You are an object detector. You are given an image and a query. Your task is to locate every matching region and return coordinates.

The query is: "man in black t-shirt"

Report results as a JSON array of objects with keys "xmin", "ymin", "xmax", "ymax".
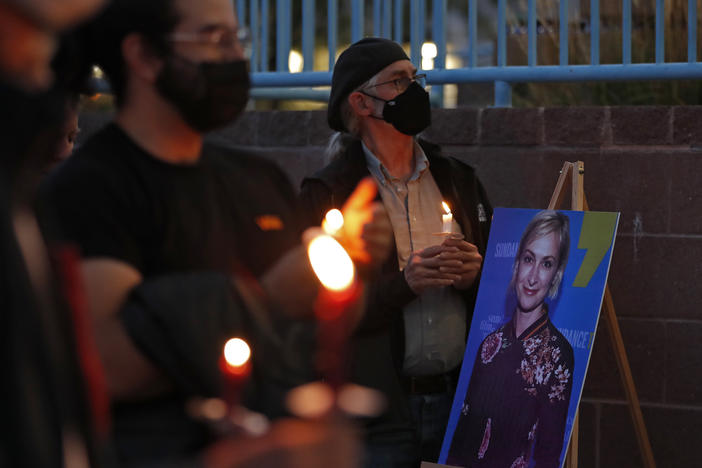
[{"xmin": 40, "ymin": 0, "xmax": 391, "ymax": 466}]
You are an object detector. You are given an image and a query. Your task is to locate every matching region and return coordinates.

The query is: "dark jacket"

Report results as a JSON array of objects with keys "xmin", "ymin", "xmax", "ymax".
[{"xmin": 299, "ymin": 138, "xmax": 492, "ymax": 441}]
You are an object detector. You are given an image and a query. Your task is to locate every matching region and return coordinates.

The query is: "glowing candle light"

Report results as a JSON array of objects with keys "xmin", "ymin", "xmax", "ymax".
[
  {"xmin": 307, "ymin": 234, "xmax": 355, "ymax": 292},
  {"xmin": 442, "ymin": 201, "xmax": 453, "ymax": 233},
  {"xmin": 223, "ymin": 338, "xmax": 251, "ymax": 370},
  {"xmin": 220, "ymin": 337, "xmax": 252, "ymax": 408},
  {"xmin": 322, "ymin": 208, "xmax": 344, "ymax": 236},
  {"xmin": 307, "ymin": 226, "xmax": 359, "ymax": 389}
]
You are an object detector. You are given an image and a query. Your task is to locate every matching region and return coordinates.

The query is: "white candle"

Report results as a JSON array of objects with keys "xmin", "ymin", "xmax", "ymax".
[{"xmin": 441, "ymin": 201, "xmax": 453, "ymax": 233}]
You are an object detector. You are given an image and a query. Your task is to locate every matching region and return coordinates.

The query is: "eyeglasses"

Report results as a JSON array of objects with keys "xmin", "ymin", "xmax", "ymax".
[
  {"xmin": 168, "ymin": 27, "xmax": 251, "ymax": 56},
  {"xmin": 363, "ymin": 74, "xmax": 427, "ymax": 93}
]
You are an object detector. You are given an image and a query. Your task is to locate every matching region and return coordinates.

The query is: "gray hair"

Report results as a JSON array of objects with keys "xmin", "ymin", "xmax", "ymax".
[
  {"xmin": 324, "ymin": 73, "xmax": 379, "ymax": 161},
  {"xmin": 510, "ymin": 210, "xmax": 570, "ymax": 299}
]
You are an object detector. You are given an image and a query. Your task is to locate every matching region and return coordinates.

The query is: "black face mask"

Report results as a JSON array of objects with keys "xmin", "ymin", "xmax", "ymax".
[
  {"xmin": 156, "ymin": 55, "xmax": 250, "ymax": 132},
  {"xmin": 363, "ymin": 81, "xmax": 431, "ymax": 135}
]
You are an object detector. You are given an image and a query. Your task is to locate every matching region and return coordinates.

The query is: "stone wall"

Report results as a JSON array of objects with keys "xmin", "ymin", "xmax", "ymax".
[{"xmin": 80, "ymin": 106, "xmax": 702, "ymax": 468}]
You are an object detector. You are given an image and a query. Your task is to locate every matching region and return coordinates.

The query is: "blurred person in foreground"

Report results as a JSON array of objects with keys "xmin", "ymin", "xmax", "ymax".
[
  {"xmin": 0, "ymin": 0, "xmax": 108, "ymax": 467},
  {"xmin": 300, "ymin": 38, "xmax": 492, "ymax": 467},
  {"xmin": 39, "ymin": 0, "xmax": 392, "ymax": 467}
]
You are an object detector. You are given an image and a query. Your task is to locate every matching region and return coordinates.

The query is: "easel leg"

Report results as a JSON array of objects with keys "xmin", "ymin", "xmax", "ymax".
[
  {"xmin": 565, "ymin": 411, "xmax": 579, "ymax": 468},
  {"xmin": 551, "ymin": 162, "xmax": 656, "ymax": 468},
  {"xmin": 602, "ymin": 288, "xmax": 657, "ymax": 468}
]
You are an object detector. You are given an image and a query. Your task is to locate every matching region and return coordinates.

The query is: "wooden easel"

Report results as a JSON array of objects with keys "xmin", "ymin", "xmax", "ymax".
[{"xmin": 550, "ymin": 162, "xmax": 656, "ymax": 468}]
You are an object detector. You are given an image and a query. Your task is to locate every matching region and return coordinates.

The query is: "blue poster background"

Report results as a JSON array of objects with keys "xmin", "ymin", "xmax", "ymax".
[{"xmin": 438, "ymin": 207, "xmax": 619, "ymax": 467}]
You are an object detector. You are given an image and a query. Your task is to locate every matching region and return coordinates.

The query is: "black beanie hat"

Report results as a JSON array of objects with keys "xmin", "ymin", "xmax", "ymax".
[{"xmin": 327, "ymin": 37, "xmax": 410, "ymax": 132}]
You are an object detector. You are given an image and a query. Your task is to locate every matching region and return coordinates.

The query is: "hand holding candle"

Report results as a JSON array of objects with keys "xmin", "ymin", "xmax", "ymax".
[
  {"xmin": 438, "ymin": 236, "xmax": 484, "ymax": 290},
  {"xmin": 336, "ymin": 177, "xmax": 393, "ymax": 270}
]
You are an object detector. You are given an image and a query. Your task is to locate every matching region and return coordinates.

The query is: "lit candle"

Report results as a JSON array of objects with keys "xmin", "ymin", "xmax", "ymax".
[
  {"xmin": 442, "ymin": 201, "xmax": 453, "ymax": 233},
  {"xmin": 322, "ymin": 208, "xmax": 344, "ymax": 236},
  {"xmin": 219, "ymin": 337, "xmax": 252, "ymax": 409},
  {"xmin": 308, "ymin": 234, "xmax": 355, "ymax": 292},
  {"xmin": 308, "ymin": 213, "xmax": 360, "ymax": 389}
]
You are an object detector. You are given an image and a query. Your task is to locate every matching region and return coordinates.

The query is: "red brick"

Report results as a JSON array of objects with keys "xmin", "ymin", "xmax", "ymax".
[
  {"xmin": 480, "ymin": 107, "xmax": 543, "ymax": 146},
  {"xmin": 422, "ymin": 108, "xmax": 479, "ymax": 145},
  {"xmin": 544, "ymin": 107, "xmax": 608, "ymax": 147},
  {"xmin": 610, "ymin": 107, "xmax": 671, "ymax": 145},
  {"xmin": 672, "ymin": 106, "xmax": 702, "ymax": 146}
]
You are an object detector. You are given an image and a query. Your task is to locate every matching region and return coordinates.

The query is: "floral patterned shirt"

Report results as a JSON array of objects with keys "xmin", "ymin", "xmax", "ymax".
[{"xmin": 447, "ymin": 313, "xmax": 574, "ymax": 468}]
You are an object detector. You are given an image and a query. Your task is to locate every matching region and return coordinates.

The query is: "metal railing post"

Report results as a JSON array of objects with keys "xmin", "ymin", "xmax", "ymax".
[
  {"xmin": 432, "ymin": 0, "xmax": 446, "ymax": 107},
  {"xmin": 655, "ymin": 0, "xmax": 664, "ymax": 64},
  {"xmin": 410, "ymin": 0, "xmax": 421, "ymax": 66},
  {"xmin": 382, "ymin": 0, "xmax": 392, "ymax": 38},
  {"xmin": 495, "ymin": 0, "xmax": 511, "ymax": 106},
  {"xmin": 302, "ymin": 0, "xmax": 315, "ymax": 71},
  {"xmin": 591, "ymin": 0, "xmax": 599, "ymax": 65},
  {"xmin": 275, "ymin": 0, "xmax": 291, "ymax": 71},
  {"xmin": 328, "ymin": 0, "xmax": 337, "ymax": 69},
  {"xmin": 351, "ymin": 1, "xmax": 364, "ymax": 43},
  {"xmin": 560, "ymin": 0, "xmax": 569, "ymax": 65},
  {"xmin": 468, "ymin": 0, "xmax": 477, "ymax": 67},
  {"xmin": 261, "ymin": 0, "xmax": 269, "ymax": 71},
  {"xmin": 528, "ymin": 0, "xmax": 536, "ymax": 67},
  {"xmin": 394, "ymin": 0, "xmax": 403, "ymax": 44},
  {"xmin": 373, "ymin": 0, "xmax": 382, "ymax": 37},
  {"xmin": 623, "ymin": 0, "xmax": 632, "ymax": 64},
  {"xmin": 689, "ymin": 0, "xmax": 697, "ymax": 63},
  {"xmin": 494, "ymin": 80, "xmax": 512, "ymax": 108}
]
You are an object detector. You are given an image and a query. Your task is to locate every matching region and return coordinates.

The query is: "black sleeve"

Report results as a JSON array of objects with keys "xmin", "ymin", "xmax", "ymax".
[
  {"xmin": 355, "ymin": 270, "xmax": 416, "ymax": 333},
  {"xmin": 298, "ymin": 177, "xmax": 336, "ymax": 227},
  {"xmin": 39, "ymin": 161, "xmax": 144, "ymax": 270},
  {"xmin": 121, "ymin": 272, "xmax": 313, "ymax": 416}
]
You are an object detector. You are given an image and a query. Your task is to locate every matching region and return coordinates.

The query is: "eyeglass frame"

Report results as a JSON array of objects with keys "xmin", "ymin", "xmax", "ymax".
[
  {"xmin": 167, "ymin": 26, "xmax": 251, "ymax": 55},
  {"xmin": 362, "ymin": 73, "xmax": 427, "ymax": 94}
]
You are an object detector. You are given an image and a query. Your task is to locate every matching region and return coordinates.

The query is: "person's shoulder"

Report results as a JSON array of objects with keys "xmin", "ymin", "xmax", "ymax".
[
  {"xmin": 43, "ymin": 128, "xmax": 117, "ymax": 188},
  {"xmin": 205, "ymin": 143, "xmax": 288, "ymax": 178},
  {"xmin": 421, "ymin": 139, "xmax": 477, "ymax": 174},
  {"xmin": 41, "ymin": 124, "xmax": 138, "ymax": 209},
  {"xmin": 304, "ymin": 139, "xmax": 366, "ymax": 188}
]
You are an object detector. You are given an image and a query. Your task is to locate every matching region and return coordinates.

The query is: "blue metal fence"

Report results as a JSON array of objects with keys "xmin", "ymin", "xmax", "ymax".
[{"xmin": 239, "ymin": 0, "xmax": 702, "ymax": 107}]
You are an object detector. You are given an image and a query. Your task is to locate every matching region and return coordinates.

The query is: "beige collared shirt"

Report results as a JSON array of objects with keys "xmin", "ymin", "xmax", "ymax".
[{"xmin": 363, "ymin": 142, "xmax": 467, "ymax": 376}]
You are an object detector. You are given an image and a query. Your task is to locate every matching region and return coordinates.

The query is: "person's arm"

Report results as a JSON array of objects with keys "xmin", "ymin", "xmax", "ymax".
[
  {"xmin": 300, "ymin": 177, "xmax": 463, "ymax": 333},
  {"xmin": 80, "ymin": 258, "xmax": 173, "ymax": 399}
]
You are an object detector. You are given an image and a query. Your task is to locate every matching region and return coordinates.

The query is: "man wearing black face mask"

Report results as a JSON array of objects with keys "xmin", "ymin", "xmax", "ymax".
[
  {"xmin": 300, "ymin": 38, "xmax": 493, "ymax": 467},
  {"xmin": 39, "ymin": 1, "xmax": 392, "ymax": 466}
]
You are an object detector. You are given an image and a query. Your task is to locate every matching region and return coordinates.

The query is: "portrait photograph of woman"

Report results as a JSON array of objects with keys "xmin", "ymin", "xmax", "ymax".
[{"xmin": 439, "ymin": 208, "xmax": 619, "ymax": 468}]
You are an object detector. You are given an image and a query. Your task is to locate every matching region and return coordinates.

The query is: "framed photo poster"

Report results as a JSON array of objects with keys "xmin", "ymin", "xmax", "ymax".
[{"xmin": 439, "ymin": 208, "xmax": 619, "ymax": 468}]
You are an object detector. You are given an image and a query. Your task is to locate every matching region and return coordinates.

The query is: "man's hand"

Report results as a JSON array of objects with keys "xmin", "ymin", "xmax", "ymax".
[
  {"xmin": 339, "ymin": 177, "xmax": 393, "ymax": 271},
  {"xmin": 403, "ymin": 245, "xmax": 462, "ymax": 295},
  {"xmin": 438, "ymin": 236, "xmax": 483, "ymax": 290}
]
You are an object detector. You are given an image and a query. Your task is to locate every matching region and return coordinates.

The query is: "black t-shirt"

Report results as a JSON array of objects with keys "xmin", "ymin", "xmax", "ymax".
[
  {"xmin": 39, "ymin": 123, "xmax": 306, "ymax": 464},
  {"xmin": 41, "ymin": 123, "xmax": 300, "ymax": 277}
]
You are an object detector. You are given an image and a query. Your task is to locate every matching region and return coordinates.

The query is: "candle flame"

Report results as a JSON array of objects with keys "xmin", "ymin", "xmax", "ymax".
[
  {"xmin": 223, "ymin": 338, "xmax": 251, "ymax": 368},
  {"xmin": 322, "ymin": 209, "xmax": 344, "ymax": 235},
  {"xmin": 308, "ymin": 234, "xmax": 355, "ymax": 291},
  {"xmin": 442, "ymin": 201, "xmax": 451, "ymax": 214}
]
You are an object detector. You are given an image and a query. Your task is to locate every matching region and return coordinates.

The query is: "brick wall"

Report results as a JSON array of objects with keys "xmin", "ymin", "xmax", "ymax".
[{"xmin": 80, "ymin": 106, "xmax": 702, "ymax": 467}]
